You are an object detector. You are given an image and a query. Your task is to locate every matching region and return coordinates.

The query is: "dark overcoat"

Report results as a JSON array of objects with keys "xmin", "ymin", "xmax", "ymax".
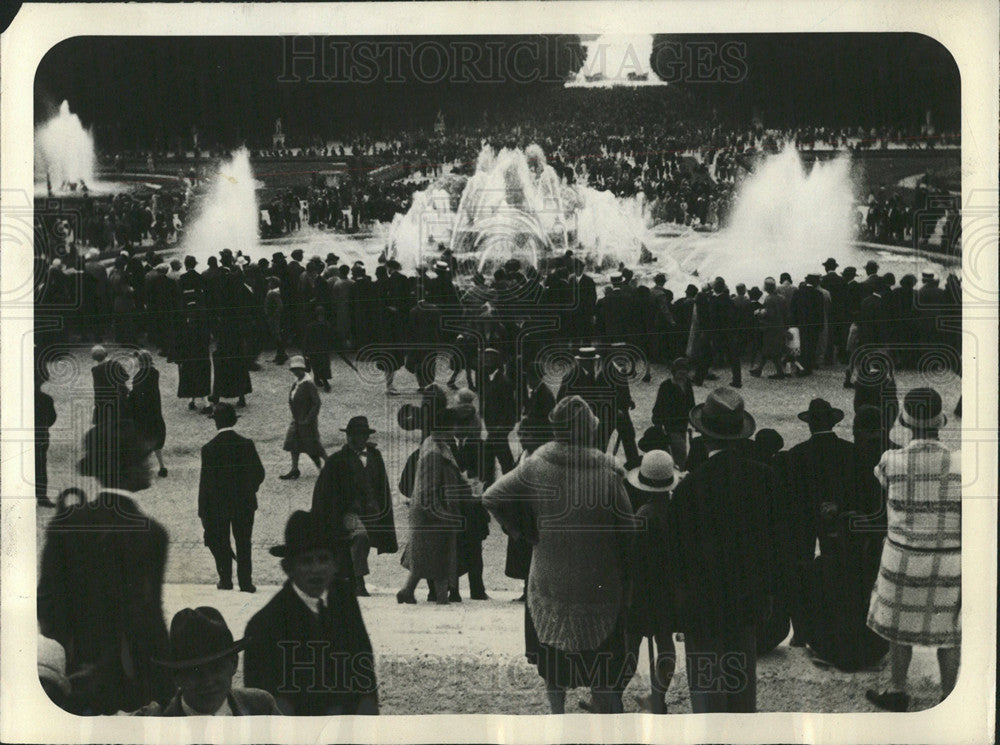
[
  {"xmin": 312, "ymin": 443, "xmax": 398, "ymax": 555},
  {"xmin": 37, "ymin": 491, "xmax": 172, "ymax": 714},
  {"xmin": 198, "ymin": 430, "xmax": 265, "ymax": 524},
  {"xmin": 666, "ymin": 450, "xmax": 782, "ymax": 636},
  {"xmin": 243, "ymin": 580, "xmax": 377, "ymax": 715}
]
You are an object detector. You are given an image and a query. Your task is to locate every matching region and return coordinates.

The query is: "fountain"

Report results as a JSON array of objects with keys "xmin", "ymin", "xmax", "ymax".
[
  {"xmin": 666, "ymin": 148, "xmax": 860, "ymax": 286},
  {"xmin": 34, "ymin": 100, "xmax": 96, "ymax": 192},
  {"xmin": 182, "ymin": 148, "xmax": 261, "ymax": 263},
  {"xmin": 385, "ymin": 144, "xmax": 650, "ymax": 274}
]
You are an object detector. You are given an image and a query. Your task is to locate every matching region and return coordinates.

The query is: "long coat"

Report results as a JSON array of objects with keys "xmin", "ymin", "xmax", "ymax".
[
  {"xmin": 212, "ymin": 324, "xmax": 252, "ymax": 399},
  {"xmin": 198, "ymin": 429, "xmax": 265, "ymax": 524},
  {"xmin": 667, "ymin": 449, "xmax": 782, "ymax": 636},
  {"xmin": 282, "ymin": 376, "xmax": 323, "ymax": 458},
  {"xmin": 312, "ymin": 443, "xmax": 398, "ymax": 555},
  {"xmin": 37, "ymin": 491, "xmax": 172, "ymax": 714},
  {"xmin": 759, "ymin": 291, "xmax": 789, "ymax": 359},
  {"xmin": 175, "ymin": 316, "xmax": 212, "ymax": 398},
  {"xmin": 243, "ymin": 580, "xmax": 377, "ymax": 715},
  {"xmin": 404, "ymin": 435, "xmax": 469, "ymax": 580},
  {"xmin": 129, "ymin": 366, "xmax": 166, "ymax": 451}
]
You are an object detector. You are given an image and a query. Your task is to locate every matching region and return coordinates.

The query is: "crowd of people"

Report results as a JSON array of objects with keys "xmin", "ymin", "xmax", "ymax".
[{"xmin": 33, "ymin": 232, "xmax": 963, "ymax": 717}]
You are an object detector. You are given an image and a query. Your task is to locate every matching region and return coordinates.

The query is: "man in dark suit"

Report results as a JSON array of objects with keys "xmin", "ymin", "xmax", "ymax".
[
  {"xmin": 694, "ymin": 277, "xmax": 741, "ymax": 388},
  {"xmin": 790, "ymin": 275, "xmax": 825, "ymax": 376},
  {"xmin": 569, "ymin": 258, "xmax": 597, "ymax": 344},
  {"xmin": 312, "ymin": 416, "xmax": 397, "ymax": 597},
  {"xmin": 819, "ymin": 258, "xmax": 847, "ymax": 364},
  {"xmin": 786, "ymin": 399, "xmax": 887, "ymax": 671},
  {"xmin": 480, "ymin": 348, "xmax": 518, "ymax": 486},
  {"xmin": 90, "ymin": 344, "xmax": 128, "ymax": 427},
  {"xmin": 666, "ymin": 388, "xmax": 781, "ymax": 713},
  {"xmin": 198, "ymin": 403, "xmax": 265, "ymax": 593},
  {"xmin": 860, "ymin": 259, "xmax": 881, "ymax": 298},
  {"xmin": 856, "ymin": 277, "xmax": 889, "ymax": 348},
  {"xmin": 38, "ymin": 420, "xmax": 172, "ymax": 715},
  {"xmin": 243, "ymin": 511, "xmax": 379, "ymax": 716}
]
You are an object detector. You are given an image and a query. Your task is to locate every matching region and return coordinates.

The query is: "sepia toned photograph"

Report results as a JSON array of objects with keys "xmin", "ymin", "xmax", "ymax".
[{"xmin": 2, "ymin": 3, "xmax": 996, "ymax": 743}]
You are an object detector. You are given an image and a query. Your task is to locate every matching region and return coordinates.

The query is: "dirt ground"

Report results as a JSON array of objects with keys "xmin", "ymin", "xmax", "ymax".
[{"xmin": 37, "ymin": 347, "xmax": 961, "ymax": 713}]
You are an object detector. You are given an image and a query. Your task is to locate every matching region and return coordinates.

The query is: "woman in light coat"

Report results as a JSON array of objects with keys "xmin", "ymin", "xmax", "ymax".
[
  {"xmin": 483, "ymin": 395, "xmax": 636, "ymax": 714},
  {"xmin": 279, "ymin": 356, "xmax": 325, "ymax": 480},
  {"xmin": 396, "ymin": 407, "xmax": 469, "ymax": 605}
]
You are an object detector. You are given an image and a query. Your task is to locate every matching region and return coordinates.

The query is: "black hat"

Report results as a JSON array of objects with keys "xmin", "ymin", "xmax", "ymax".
[
  {"xmin": 864, "ymin": 259, "xmax": 879, "ymax": 272},
  {"xmin": 290, "ymin": 248, "xmax": 304, "ymax": 261},
  {"xmin": 211, "ymin": 402, "xmax": 239, "ymax": 428},
  {"xmin": 754, "ymin": 428, "xmax": 785, "ymax": 455},
  {"xmin": 385, "ymin": 259, "xmax": 402, "ymax": 271},
  {"xmin": 184, "ymin": 255, "xmax": 198, "ymax": 268},
  {"xmin": 638, "ymin": 426, "xmax": 672, "ymax": 453},
  {"xmin": 797, "ymin": 398, "xmax": 845, "ymax": 428},
  {"xmin": 341, "ymin": 415, "xmax": 376, "ymax": 435},
  {"xmin": 326, "ymin": 252, "xmax": 340, "ymax": 265},
  {"xmin": 852, "ymin": 404, "xmax": 884, "ymax": 436},
  {"xmin": 822, "ymin": 257, "xmax": 839, "ymax": 270},
  {"xmin": 153, "ymin": 607, "xmax": 248, "ymax": 670},
  {"xmin": 689, "ymin": 387, "xmax": 756, "ymax": 440},
  {"xmin": 842, "ymin": 266, "xmax": 858, "ymax": 279},
  {"xmin": 272, "ymin": 251, "xmax": 286, "ymax": 261},
  {"xmin": 270, "ymin": 510, "xmax": 346, "ymax": 558},
  {"xmin": 900, "ymin": 387, "xmax": 946, "ymax": 429}
]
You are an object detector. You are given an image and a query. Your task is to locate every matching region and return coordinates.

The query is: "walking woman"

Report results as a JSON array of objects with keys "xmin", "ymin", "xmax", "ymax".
[
  {"xmin": 279, "ymin": 356, "xmax": 326, "ymax": 480},
  {"xmin": 396, "ymin": 406, "xmax": 468, "ymax": 605},
  {"xmin": 483, "ymin": 396, "xmax": 636, "ymax": 714},
  {"xmin": 130, "ymin": 349, "xmax": 168, "ymax": 477}
]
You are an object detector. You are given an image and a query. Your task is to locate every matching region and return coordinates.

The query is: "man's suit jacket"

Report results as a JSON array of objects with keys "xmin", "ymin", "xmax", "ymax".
[
  {"xmin": 243, "ymin": 580, "xmax": 377, "ymax": 716},
  {"xmin": 198, "ymin": 430, "xmax": 265, "ymax": 523},
  {"xmin": 129, "ymin": 687, "xmax": 280, "ymax": 716},
  {"xmin": 785, "ymin": 432, "xmax": 859, "ymax": 563},
  {"xmin": 37, "ymin": 491, "xmax": 172, "ymax": 714},
  {"xmin": 481, "ymin": 370, "xmax": 518, "ymax": 433},
  {"xmin": 666, "ymin": 449, "xmax": 782, "ymax": 636},
  {"xmin": 856, "ymin": 293, "xmax": 888, "ymax": 346},
  {"xmin": 91, "ymin": 360, "xmax": 129, "ymax": 424},
  {"xmin": 312, "ymin": 444, "xmax": 398, "ymax": 554}
]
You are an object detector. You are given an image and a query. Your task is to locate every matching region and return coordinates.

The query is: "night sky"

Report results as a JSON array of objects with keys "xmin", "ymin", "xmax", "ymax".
[{"xmin": 34, "ymin": 34, "xmax": 960, "ymax": 150}]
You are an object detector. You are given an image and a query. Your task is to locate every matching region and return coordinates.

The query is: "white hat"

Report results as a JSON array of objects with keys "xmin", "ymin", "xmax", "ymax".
[{"xmin": 626, "ymin": 450, "xmax": 679, "ymax": 493}]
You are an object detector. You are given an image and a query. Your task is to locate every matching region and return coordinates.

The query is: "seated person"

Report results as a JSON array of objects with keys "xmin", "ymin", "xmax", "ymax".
[
  {"xmin": 130, "ymin": 607, "xmax": 280, "ymax": 715},
  {"xmin": 243, "ymin": 511, "xmax": 379, "ymax": 715}
]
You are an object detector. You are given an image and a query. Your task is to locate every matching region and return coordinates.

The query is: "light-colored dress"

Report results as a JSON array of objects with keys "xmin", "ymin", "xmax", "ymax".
[{"xmin": 867, "ymin": 439, "xmax": 961, "ymax": 647}]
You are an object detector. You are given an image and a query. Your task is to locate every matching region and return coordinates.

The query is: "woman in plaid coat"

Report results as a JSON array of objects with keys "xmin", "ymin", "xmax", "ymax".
[{"xmin": 865, "ymin": 387, "xmax": 960, "ymax": 712}]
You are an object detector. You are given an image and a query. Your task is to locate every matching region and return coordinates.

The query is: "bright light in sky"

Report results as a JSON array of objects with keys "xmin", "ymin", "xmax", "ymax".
[{"xmin": 566, "ymin": 34, "xmax": 666, "ymax": 87}]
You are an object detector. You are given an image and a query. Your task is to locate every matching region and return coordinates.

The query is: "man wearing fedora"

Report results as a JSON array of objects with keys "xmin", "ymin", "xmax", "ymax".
[
  {"xmin": 243, "ymin": 511, "xmax": 379, "ymax": 715},
  {"xmin": 312, "ymin": 416, "xmax": 398, "ymax": 598},
  {"xmin": 784, "ymin": 398, "xmax": 860, "ymax": 650},
  {"xmin": 866, "ymin": 387, "xmax": 960, "ymax": 712},
  {"xmin": 666, "ymin": 387, "xmax": 780, "ymax": 713},
  {"xmin": 130, "ymin": 607, "xmax": 280, "ymax": 716},
  {"xmin": 199, "ymin": 403, "xmax": 265, "ymax": 593},
  {"xmin": 820, "ymin": 257, "xmax": 848, "ymax": 365}
]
